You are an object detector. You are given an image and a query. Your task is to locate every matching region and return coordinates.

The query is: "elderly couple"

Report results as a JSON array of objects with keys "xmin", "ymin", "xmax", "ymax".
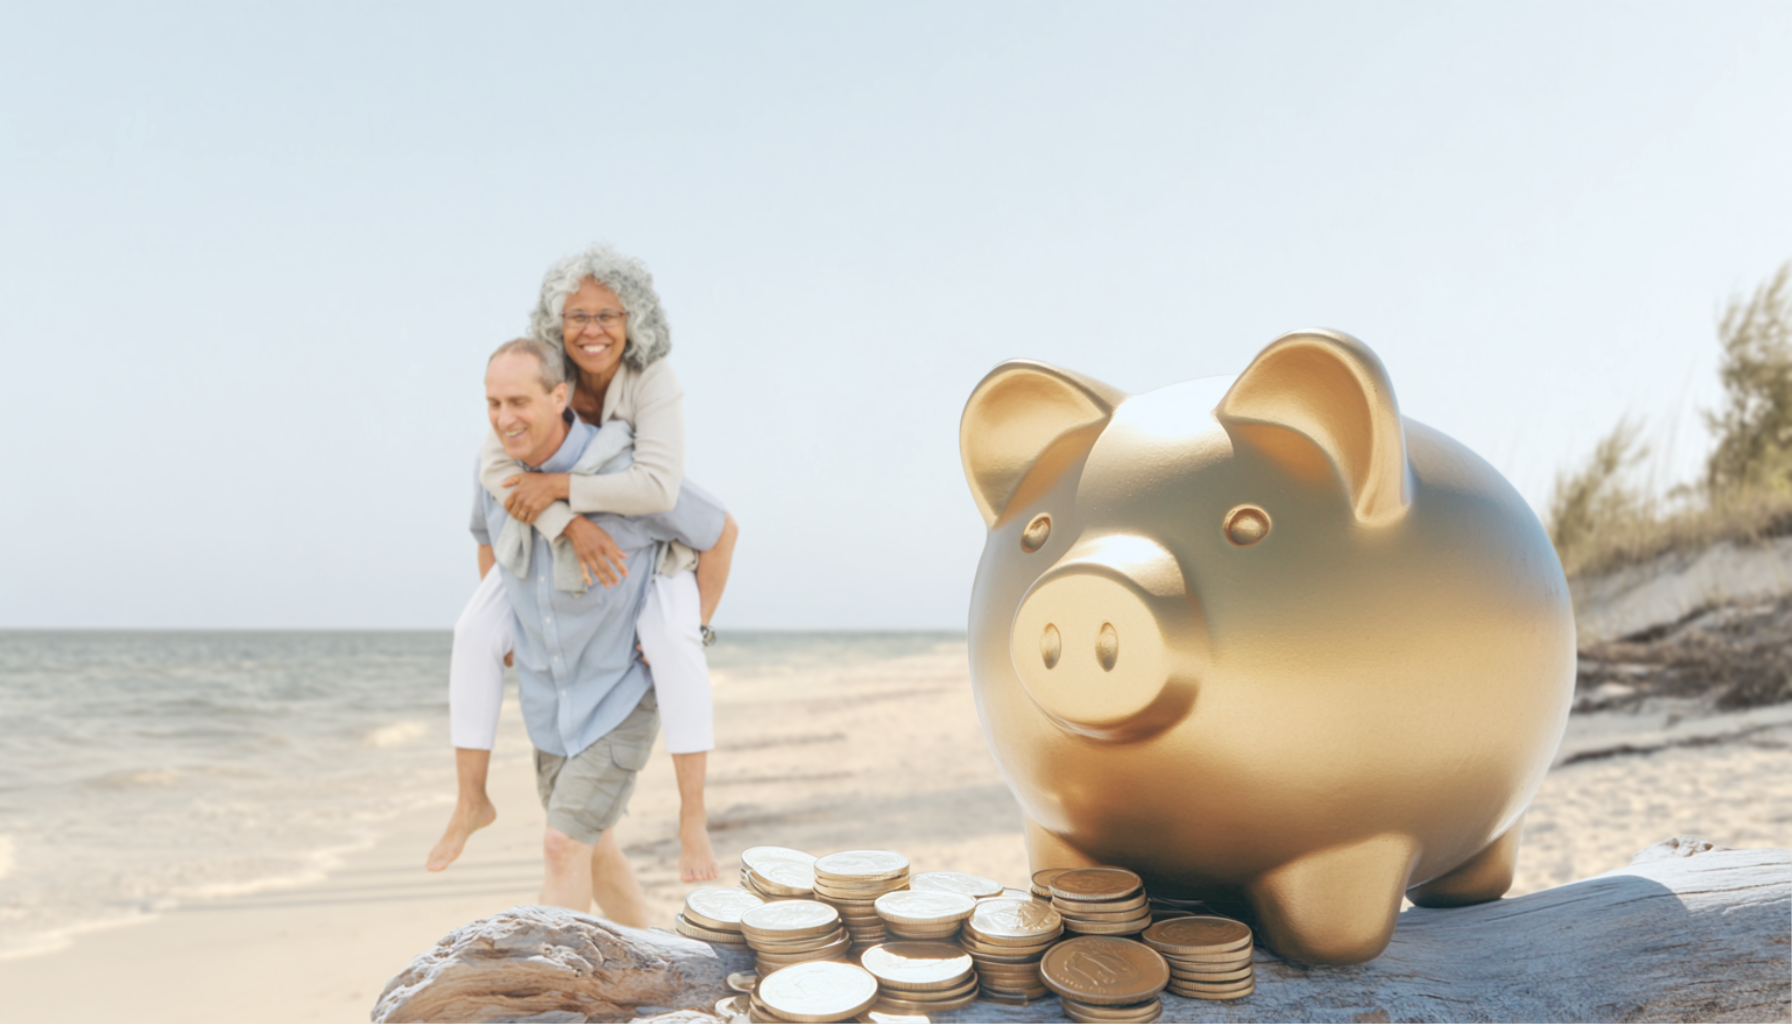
[{"xmin": 426, "ymin": 245, "xmax": 740, "ymax": 923}]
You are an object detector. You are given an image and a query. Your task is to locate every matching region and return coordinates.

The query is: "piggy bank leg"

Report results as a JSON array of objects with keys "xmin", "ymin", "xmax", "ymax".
[
  {"xmin": 1244, "ymin": 833, "xmax": 1416, "ymax": 965},
  {"xmin": 1023, "ymin": 816, "xmax": 1101, "ymax": 873},
  {"xmin": 1406, "ymin": 815, "xmax": 1523, "ymax": 908}
]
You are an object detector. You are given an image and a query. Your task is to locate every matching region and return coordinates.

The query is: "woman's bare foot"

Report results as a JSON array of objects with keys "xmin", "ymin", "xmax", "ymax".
[
  {"xmin": 427, "ymin": 797, "xmax": 497, "ymax": 871},
  {"xmin": 679, "ymin": 813, "xmax": 718, "ymax": 882}
]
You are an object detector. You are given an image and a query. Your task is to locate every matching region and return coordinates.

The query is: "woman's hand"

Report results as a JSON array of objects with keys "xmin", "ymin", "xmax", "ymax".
[
  {"xmin": 501, "ymin": 473, "xmax": 571, "ymax": 524},
  {"xmin": 563, "ymin": 517, "xmax": 629, "ymax": 588}
]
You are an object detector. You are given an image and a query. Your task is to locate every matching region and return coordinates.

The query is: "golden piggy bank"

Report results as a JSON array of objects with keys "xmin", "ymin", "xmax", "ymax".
[{"xmin": 960, "ymin": 329, "xmax": 1574, "ymax": 965}]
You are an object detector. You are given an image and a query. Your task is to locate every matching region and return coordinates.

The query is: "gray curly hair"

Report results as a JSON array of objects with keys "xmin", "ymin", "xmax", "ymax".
[{"xmin": 526, "ymin": 243, "xmax": 672, "ymax": 377}]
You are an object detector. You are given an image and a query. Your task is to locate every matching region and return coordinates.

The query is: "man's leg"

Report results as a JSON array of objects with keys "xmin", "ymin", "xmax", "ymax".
[
  {"xmin": 541, "ymin": 824, "xmax": 596, "ymax": 911},
  {"xmin": 590, "ymin": 829, "xmax": 650, "ymax": 927}
]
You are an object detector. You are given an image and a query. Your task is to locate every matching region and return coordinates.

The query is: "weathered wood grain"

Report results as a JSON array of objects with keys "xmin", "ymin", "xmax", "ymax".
[{"xmin": 373, "ymin": 837, "xmax": 1790, "ymax": 1023}]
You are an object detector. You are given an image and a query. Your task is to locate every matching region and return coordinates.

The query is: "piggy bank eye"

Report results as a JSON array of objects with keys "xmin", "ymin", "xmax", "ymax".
[
  {"xmin": 1224, "ymin": 505, "xmax": 1270, "ymax": 547},
  {"xmin": 1021, "ymin": 514, "xmax": 1052, "ymax": 553}
]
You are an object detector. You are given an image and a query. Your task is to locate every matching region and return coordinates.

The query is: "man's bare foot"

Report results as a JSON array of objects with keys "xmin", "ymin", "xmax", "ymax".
[
  {"xmin": 679, "ymin": 815, "xmax": 718, "ymax": 882},
  {"xmin": 427, "ymin": 798, "xmax": 497, "ymax": 871}
]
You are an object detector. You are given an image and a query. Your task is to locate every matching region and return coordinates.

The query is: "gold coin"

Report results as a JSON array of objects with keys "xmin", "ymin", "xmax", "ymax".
[
  {"xmin": 1166, "ymin": 978, "xmax": 1254, "ymax": 1001},
  {"xmin": 742, "ymin": 900, "xmax": 842, "ymax": 940},
  {"xmin": 980, "ymin": 988, "xmax": 1050, "ymax": 1004},
  {"xmin": 873, "ymin": 890, "xmax": 977, "ymax": 926},
  {"xmin": 1031, "ymin": 867, "xmax": 1074, "ymax": 891},
  {"xmin": 963, "ymin": 946, "xmax": 1049, "ymax": 965},
  {"xmin": 728, "ymin": 971, "xmax": 759, "ymax": 993},
  {"xmin": 866, "ymin": 991, "xmax": 979, "ymax": 1013},
  {"xmin": 856, "ymin": 1011, "xmax": 931, "ymax": 1024},
  {"xmin": 875, "ymin": 976, "xmax": 980, "ymax": 1002},
  {"xmin": 1062, "ymin": 918, "xmax": 1150, "ymax": 937},
  {"xmin": 677, "ymin": 914, "xmax": 753, "ymax": 945},
  {"xmin": 1049, "ymin": 867, "xmax": 1143, "ymax": 902},
  {"xmin": 1062, "ymin": 996, "xmax": 1164, "ymax": 1020},
  {"xmin": 858, "ymin": 941, "xmax": 974, "ymax": 990},
  {"xmin": 1140, "ymin": 915, "xmax": 1251, "ymax": 955},
  {"xmin": 751, "ymin": 863, "xmax": 818, "ymax": 895},
  {"xmin": 1168, "ymin": 962, "xmax": 1253, "ymax": 983},
  {"xmin": 743, "ymin": 846, "xmax": 818, "ymax": 870},
  {"xmin": 749, "ymin": 992, "xmax": 786, "ymax": 1020},
  {"xmin": 885, "ymin": 924, "xmax": 963, "ymax": 940},
  {"xmin": 908, "ymin": 871, "xmax": 1005, "ymax": 899},
  {"xmin": 967, "ymin": 896, "xmax": 1064, "ymax": 940},
  {"xmin": 751, "ymin": 927, "xmax": 851, "ymax": 953},
  {"xmin": 755, "ymin": 943, "xmax": 851, "ymax": 967},
  {"xmin": 960, "ymin": 930, "xmax": 1054, "ymax": 952},
  {"xmin": 814, "ymin": 850, "xmax": 910, "ymax": 882},
  {"xmin": 756, "ymin": 961, "xmax": 881, "ymax": 1023},
  {"xmin": 1039, "ymin": 936, "xmax": 1169, "ymax": 1006},
  {"xmin": 1161, "ymin": 948, "xmax": 1256, "ymax": 966},
  {"xmin": 1052, "ymin": 891, "xmax": 1150, "ymax": 914},
  {"xmin": 1054, "ymin": 902, "xmax": 1151, "ymax": 922},
  {"xmin": 717, "ymin": 994, "xmax": 750, "ymax": 1017},
  {"xmin": 685, "ymin": 887, "xmax": 768, "ymax": 930}
]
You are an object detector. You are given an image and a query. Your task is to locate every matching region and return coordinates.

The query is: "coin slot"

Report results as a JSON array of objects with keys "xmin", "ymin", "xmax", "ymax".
[
  {"xmin": 1041, "ymin": 624, "xmax": 1062, "ymax": 669},
  {"xmin": 1096, "ymin": 623, "xmax": 1118, "ymax": 671},
  {"xmin": 1021, "ymin": 513, "xmax": 1052, "ymax": 553},
  {"xmin": 1223, "ymin": 505, "xmax": 1270, "ymax": 547}
]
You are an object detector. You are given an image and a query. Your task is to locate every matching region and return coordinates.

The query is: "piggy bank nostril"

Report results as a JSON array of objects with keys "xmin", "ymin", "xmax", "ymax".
[
  {"xmin": 1096, "ymin": 623, "xmax": 1119, "ymax": 671},
  {"xmin": 1041, "ymin": 624, "xmax": 1062, "ymax": 669}
]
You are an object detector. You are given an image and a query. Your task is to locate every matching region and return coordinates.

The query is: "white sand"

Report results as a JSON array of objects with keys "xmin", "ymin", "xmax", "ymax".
[{"xmin": 1, "ymin": 642, "xmax": 1785, "ymax": 1022}]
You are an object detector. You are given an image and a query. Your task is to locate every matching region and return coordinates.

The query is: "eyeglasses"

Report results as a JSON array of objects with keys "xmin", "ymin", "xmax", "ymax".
[{"xmin": 562, "ymin": 310, "xmax": 627, "ymax": 331}]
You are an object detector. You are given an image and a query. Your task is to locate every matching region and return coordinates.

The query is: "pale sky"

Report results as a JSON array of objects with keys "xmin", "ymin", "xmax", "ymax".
[{"xmin": 2, "ymin": 2, "xmax": 1789, "ymax": 629}]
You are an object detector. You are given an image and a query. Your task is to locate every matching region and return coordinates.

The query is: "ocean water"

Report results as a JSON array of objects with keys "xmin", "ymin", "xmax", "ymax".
[{"xmin": 0, "ymin": 629, "xmax": 961, "ymax": 960}]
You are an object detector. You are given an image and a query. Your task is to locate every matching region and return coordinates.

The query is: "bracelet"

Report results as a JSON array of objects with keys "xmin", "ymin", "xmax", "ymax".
[{"xmin": 700, "ymin": 625, "xmax": 717, "ymax": 647}]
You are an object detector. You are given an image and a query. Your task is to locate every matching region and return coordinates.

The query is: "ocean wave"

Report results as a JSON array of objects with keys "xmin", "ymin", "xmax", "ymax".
[
  {"xmin": 362, "ymin": 720, "xmax": 428, "ymax": 748},
  {"xmin": 84, "ymin": 767, "xmax": 182, "ymax": 789}
]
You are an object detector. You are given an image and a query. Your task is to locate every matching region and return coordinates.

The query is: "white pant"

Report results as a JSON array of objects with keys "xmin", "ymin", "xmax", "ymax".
[{"xmin": 449, "ymin": 568, "xmax": 715, "ymax": 754}]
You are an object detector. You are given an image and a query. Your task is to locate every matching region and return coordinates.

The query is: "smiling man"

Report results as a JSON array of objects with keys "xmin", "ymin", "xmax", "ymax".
[{"xmin": 472, "ymin": 337, "xmax": 724, "ymax": 924}]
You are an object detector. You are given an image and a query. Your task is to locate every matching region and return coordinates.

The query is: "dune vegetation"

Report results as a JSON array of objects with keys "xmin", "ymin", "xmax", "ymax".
[{"xmin": 1547, "ymin": 262, "xmax": 1792, "ymax": 579}]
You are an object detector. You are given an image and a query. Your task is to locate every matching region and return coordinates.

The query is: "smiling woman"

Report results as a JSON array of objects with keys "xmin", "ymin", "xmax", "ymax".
[{"xmin": 428, "ymin": 244, "xmax": 741, "ymax": 896}]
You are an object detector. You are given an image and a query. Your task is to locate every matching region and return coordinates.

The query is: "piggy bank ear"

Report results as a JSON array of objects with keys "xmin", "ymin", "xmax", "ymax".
[
  {"xmin": 961, "ymin": 360, "xmax": 1126, "ymax": 526},
  {"xmin": 1216, "ymin": 329, "xmax": 1412, "ymax": 526}
]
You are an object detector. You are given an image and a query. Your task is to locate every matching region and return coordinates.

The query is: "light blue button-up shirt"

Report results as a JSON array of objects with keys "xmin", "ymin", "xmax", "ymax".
[{"xmin": 470, "ymin": 414, "xmax": 726, "ymax": 757}]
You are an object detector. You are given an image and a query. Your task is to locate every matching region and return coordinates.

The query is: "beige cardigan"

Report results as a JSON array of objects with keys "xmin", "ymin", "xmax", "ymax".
[{"xmin": 479, "ymin": 359, "xmax": 698, "ymax": 574}]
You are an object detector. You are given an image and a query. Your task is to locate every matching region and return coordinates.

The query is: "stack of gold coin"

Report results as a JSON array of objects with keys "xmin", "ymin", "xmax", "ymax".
[
  {"xmin": 908, "ymin": 870, "xmax": 1004, "ymax": 900},
  {"xmin": 678, "ymin": 886, "xmax": 765, "ymax": 949},
  {"xmin": 959, "ymin": 896, "xmax": 1063, "ymax": 1002},
  {"xmin": 740, "ymin": 900, "xmax": 851, "ymax": 973},
  {"xmin": 872, "ymin": 889, "xmax": 976, "ymax": 940},
  {"xmin": 751, "ymin": 960, "xmax": 880, "ymax": 1023},
  {"xmin": 741, "ymin": 846, "xmax": 819, "ymax": 899},
  {"xmin": 859, "ymin": 941, "xmax": 980, "ymax": 1014},
  {"xmin": 812, "ymin": 850, "xmax": 910, "ymax": 953},
  {"xmin": 1040, "ymin": 935, "xmax": 1170, "ymax": 1024},
  {"xmin": 1141, "ymin": 915, "xmax": 1255, "ymax": 1001},
  {"xmin": 1050, "ymin": 867, "xmax": 1151, "ymax": 936},
  {"xmin": 1030, "ymin": 867, "xmax": 1071, "ymax": 901}
]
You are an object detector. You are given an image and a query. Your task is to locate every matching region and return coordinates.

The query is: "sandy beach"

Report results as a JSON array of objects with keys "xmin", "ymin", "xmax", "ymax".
[{"xmin": 2, "ymin": 640, "xmax": 1787, "ymax": 1023}]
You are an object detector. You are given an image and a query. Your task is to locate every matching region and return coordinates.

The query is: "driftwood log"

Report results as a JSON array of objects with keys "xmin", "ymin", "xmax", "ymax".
[{"xmin": 372, "ymin": 837, "xmax": 1790, "ymax": 1023}]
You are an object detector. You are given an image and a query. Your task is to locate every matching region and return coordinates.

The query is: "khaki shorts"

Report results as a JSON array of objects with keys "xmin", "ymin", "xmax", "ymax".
[{"xmin": 534, "ymin": 689, "xmax": 660, "ymax": 846}]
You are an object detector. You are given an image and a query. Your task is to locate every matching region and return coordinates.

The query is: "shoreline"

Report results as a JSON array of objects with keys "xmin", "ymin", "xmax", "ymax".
[{"xmin": 3, "ymin": 643, "xmax": 1788, "ymax": 1022}]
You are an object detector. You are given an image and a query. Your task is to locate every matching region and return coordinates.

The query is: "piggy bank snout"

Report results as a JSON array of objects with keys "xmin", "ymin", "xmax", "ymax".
[{"xmin": 1010, "ymin": 535, "xmax": 1201, "ymax": 739}]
